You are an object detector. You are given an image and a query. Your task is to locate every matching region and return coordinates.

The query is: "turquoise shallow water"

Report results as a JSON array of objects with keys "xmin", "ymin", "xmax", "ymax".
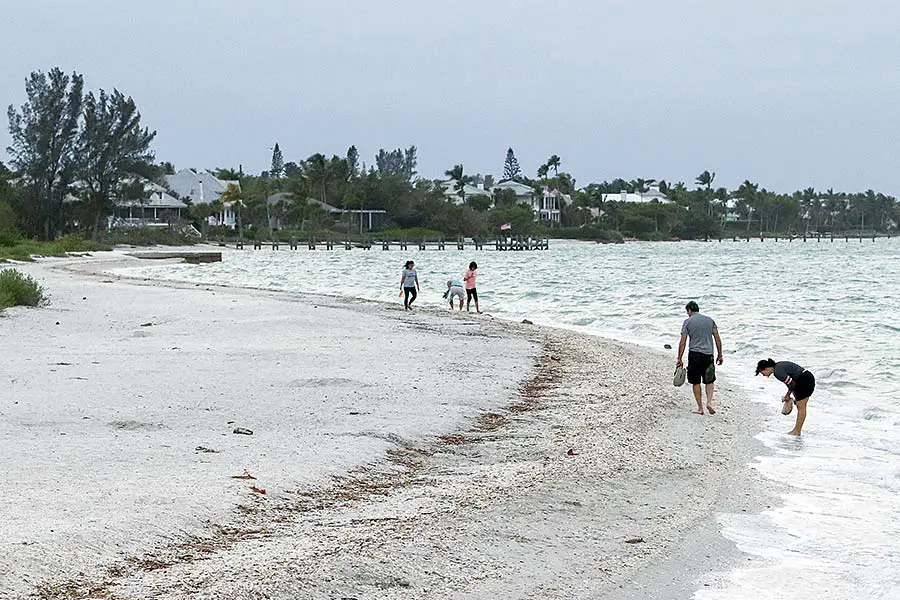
[{"xmin": 122, "ymin": 238, "xmax": 900, "ymax": 598}]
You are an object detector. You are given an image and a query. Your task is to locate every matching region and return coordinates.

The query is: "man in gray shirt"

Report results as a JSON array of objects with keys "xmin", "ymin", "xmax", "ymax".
[{"xmin": 677, "ymin": 301, "xmax": 724, "ymax": 415}]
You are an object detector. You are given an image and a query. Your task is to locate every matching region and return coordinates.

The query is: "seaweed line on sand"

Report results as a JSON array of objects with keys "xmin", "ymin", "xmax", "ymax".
[{"xmin": 31, "ymin": 340, "xmax": 562, "ymax": 600}]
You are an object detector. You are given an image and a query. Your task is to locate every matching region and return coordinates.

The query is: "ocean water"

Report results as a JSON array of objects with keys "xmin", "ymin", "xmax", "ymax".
[{"xmin": 118, "ymin": 238, "xmax": 900, "ymax": 598}]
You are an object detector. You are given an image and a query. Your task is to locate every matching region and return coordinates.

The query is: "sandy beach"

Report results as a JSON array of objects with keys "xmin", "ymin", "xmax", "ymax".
[{"xmin": 0, "ymin": 253, "xmax": 764, "ymax": 599}]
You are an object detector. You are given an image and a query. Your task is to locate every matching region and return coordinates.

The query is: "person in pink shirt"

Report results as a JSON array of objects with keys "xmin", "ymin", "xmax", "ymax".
[{"xmin": 464, "ymin": 261, "xmax": 481, "ymax": 313}]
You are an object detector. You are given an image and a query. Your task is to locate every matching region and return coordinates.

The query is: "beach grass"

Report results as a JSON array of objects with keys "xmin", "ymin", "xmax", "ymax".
[
  {"xmin": 0, "ymin": 235, "xmax": 112, "ymax": 263},
  {"xmin": 0, "ymin": 268, "xmax": 47, "ymax": 308}
]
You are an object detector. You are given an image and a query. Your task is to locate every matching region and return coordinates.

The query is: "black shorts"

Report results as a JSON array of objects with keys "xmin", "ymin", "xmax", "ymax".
[
  {"xmin": 793, "ymin": 370, "xmax": 815, "ymax": 401},
  {"xmin": 687, "ymin": 351, "xmax": 716, "ymax": 385},
  {"xmin": 466, "ymin": 288, "xmax": 478, "ymax": 302}
]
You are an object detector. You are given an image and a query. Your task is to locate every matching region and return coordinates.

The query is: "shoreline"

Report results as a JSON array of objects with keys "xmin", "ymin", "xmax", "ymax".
[{"xmin": 1, "ymin": 254, "xmax": 769, "ymax": 599}]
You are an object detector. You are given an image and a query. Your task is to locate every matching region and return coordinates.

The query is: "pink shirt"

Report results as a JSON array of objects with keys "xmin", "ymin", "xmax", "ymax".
[{"xmin": 464, "ymin": 269, "xmax": 476, "ymax": 289}]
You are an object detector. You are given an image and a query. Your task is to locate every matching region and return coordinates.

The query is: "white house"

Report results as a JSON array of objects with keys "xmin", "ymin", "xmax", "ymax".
[
  {"xmin": 601, "ymin": 184, "xmax": 672, "ymax": 205},
  {"xmin": 490, "ymin": 180, "xmax": 535, "ymax": 205},
  {"xmin": 165, "ymin": 169, "xmax": 238, "ymax": 204},
  {"xmin": 441, "ymin": 180, "xmax": 490, "ymax": 205},
  {"xmin": 536, "ymin": 187, "xmax": 571, "ymax": 223},
  {"xmin": 111, "ymin": 189, "xmax": 190, "ymax": 227},
  {"xmin": 723, "ymin": 198, "xmax": 743, "ymax": 223},
  {"xmin": 490, "ymin": 180, "xmax": 570, "ymax": 223},
  {"xmin": 165, "ymin": 169, "xmax": 241, "ymax": 228}
]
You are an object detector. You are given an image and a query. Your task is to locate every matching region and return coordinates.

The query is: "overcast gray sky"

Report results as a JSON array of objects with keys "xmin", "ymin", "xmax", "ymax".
[{"xmin": 2, "ymin": 0, "xmax": 898, "ymax": 193}]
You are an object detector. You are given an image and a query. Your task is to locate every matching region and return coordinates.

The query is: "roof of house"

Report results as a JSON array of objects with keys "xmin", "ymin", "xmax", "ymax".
[
  {"xmin": 602, "ymin": 192, "xmax": 673, "ymax": 204},
  {"xmin": 441, "ymin": 180, "xmax": 489, "ymax": 201},
  {"xmin": 491, "ymin": 180, "xmax": 535, "ymax": 195},
  {"xmin": 146, "ymin": 191, "xmax": 189, "ymax": 209},
  {"xmin": 602, "ymin": 185, "xmax": 673, "ymax": 204},
  {"xmin": 165, "ymin": 169, "xmax": 239, "ymax": 204},
  {"xmin": 115, "ymin": 190, "xmax": 188, "ymax": 210},
  {"xmin": 541, "ymin": 187, "xmax": 573, "ymax": 206},
  {"xmin": 266, "ymin": 192, "xmax": 343, "ymax": 213}
]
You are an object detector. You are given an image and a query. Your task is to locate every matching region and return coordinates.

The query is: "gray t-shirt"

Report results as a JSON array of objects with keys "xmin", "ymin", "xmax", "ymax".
[
  {"xmin": 681, "ymin": 313, "xmax": 717, "ymax": 355},
  {"xmin": 402, "ymin": 268, "xmax": 417, "ymax": 288},
  {"xmin": 774, "ymin": 361, "xmax": 805, "ymax": 390}
]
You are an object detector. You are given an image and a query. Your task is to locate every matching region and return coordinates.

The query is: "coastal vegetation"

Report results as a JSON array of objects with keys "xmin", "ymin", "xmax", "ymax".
[
  {"xmin": 0, "ymin": 268, "xmax": 47, "ymax": 308},
  {"xmin": 3, "ymin": 67, "xmax": 899, "ymax": 247},
  {"xmin": 0, "ymin": 232, "xmax": 109, "ymax": 263}
]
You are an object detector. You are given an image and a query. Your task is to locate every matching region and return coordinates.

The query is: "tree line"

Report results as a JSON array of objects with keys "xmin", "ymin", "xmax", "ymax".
[{"xmin": 3, "ymin": 67, "xmax": 898, "ymax": 243}]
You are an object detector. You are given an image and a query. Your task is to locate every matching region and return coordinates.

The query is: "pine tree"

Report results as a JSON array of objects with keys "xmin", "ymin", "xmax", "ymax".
[
  {"xmin": 270, "ymin": 143, "xmax": 284, "ymax": 178},
  {"xmin": 502, "ymin": 148, "xmax": 521, "ymax": 182},
  {"xmin": 346, "ymin": 145, "xmax": 359, "ymax": 179},
  {"xmin": 6, "ymin": 68, "xmax": 84, "ymax": 239}
]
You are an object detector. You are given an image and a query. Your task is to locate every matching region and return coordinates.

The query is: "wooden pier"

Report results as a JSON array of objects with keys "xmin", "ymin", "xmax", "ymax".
[
  {"xmin": 224, "ymin": 237, "xmax": 550, "ymax": 251},
  {"xmin": 713, "ymin": 232, "xmax": 892, "ymax": 243}
]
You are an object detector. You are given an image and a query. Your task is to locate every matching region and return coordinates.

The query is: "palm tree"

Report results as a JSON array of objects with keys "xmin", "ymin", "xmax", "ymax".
[
  {"xmin": 190, "ymin": 201, "xmax": 213, "ymax": 240},
  {"xmin": 736, "ymin": 180, "xmax": 759, "ymax": 231},
  {"xmin": 695, "ymin": 170, "xmax": 716, "ymax": 216},
  {"xmin": 304, "ymin": 153, "xmax": 330, "ymax": 204},
  {"xmin": 444, "ymin": 164, "xmax": 468, "ymax": 203},
  {"xmin": 537, "ymin": 163, "xmax": 549, "ymax": 180},
  {"xmin": 799, "ymin": 187, "xmax": 818, "ymax": 234},
  {"xmin": 214, "ymin": 167, "xmax": 242, "ymax": 181},
  {"xmin": 695, "ymin": 170, "xmax": 715, "ymax": 190},
  {"xmin": 629, "ymin": 178, "xmax": 653, "ymax": 198},
  {"xmin": 546, "ymin": 155, "xmax": 561, "ymax": 177},
  {"xmin": 219, "ymin": 183, "xmax": 244, "ymax": 240},
  {"xmin": 824, "ymin": 188, "xmax": 839, "ymax": 232},
  {"xmin": 635, "ymin": 178, "xmax": 650, "ymax": 193}
]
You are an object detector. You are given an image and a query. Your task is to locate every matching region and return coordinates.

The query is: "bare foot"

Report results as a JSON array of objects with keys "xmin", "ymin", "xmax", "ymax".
[
  {"xmin": 782, "ymin": 400, "xmax": 793, "ymax": 415},
  {"xmin": 707, "ymin": 405, "xmax": 716, "ymax": 415},
  {"xmin": 691, "ymin": 409, "xmax": 704, "ymax": 415},
  {"xmin": 787, "ymin": 430, "xmax": 801, "ymax": 436}
]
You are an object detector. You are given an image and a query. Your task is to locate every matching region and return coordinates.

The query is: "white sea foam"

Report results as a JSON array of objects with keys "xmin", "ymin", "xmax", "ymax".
[{"xmin": 117, "ymin": 237, "xmax": 900, "ymax": 598}]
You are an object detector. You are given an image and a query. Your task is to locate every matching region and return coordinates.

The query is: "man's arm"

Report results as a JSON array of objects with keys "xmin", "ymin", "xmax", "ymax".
[
  {"xmin": 713, "ymin": 329, "xmax": 724, "ymax": 365},
  {"xmin": 677, "ymin": 334, "xmax": 687, "ymax": 367}
]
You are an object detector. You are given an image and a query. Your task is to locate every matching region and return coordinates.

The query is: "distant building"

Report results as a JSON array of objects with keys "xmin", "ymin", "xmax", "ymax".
[
  {"xmin": 165, "ymin": 169, "xmax": 241, "ymax": 228},
  {"xmin": 265, "ymin": 193, "xmax": 388, "ymax": 232},
  {"xmin": 165, "ymin": 169, "xmax": 239, "ymax": 205},
  {"xmin": 490, "ymin": 180, "xmax": 536, "ymax": 205},
  {"xmin": 441, "ymin": 180, "xmax": 491, "ymax": 205},
  {"xmin": 723, "ymin": 198, "xmax": 742, "ymax": 223},
  {"xmin": 601, "ymin": 183, "xmax": 672, "ymax": 205},
  {"xmin": 111, "ymin": 188, "xmax": 190, "ymax": 228},
  {"xmin": 536, "ymin": 187, "xmax": 571, "ymax": 223},
  {"xmin": 490, "ymin": 180, "xmax": 569, "ymax": 223},
  {"xmin": 63, "ymin": 177, "xmax": 191, "ymax": 230}
]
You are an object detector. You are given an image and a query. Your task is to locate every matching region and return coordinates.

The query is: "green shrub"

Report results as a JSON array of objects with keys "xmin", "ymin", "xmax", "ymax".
[
  {"xmin": 0, "ymin": 202, "xmax": 17, "ymax": 234},
  {"xmin": 552, "ymin": 225, "xmax": 625, "ymax": 243},
  {"xmin": 103, "ymin": 228, "xmax": 197, "ymax": 246},
  {"xmin": 0, "ymin": 229, "xmax": 24, "ymax": 247},
  {"xmin": 0, "ymin": 268, "xmax": 48, "ymax": 309},
  {"xmin": 51, "ymin": 235, "xmax": 101, "ymax": 253},
  {"xmin": 0, "ymin": 236, "xmax": 111, "ymax": 262}
]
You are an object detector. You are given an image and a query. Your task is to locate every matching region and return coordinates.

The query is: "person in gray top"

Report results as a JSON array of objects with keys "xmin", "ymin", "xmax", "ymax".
[
  {"xmin": 756, "ymin": 358, "xmax": 816, "ymax": 436},
  {"xmin": 676, "ymin": 301, "xmax": 724, "ymax": 415},
  {"xmin": 399, "ymin": 260, "xmax": 420, "ymax": 310}
]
